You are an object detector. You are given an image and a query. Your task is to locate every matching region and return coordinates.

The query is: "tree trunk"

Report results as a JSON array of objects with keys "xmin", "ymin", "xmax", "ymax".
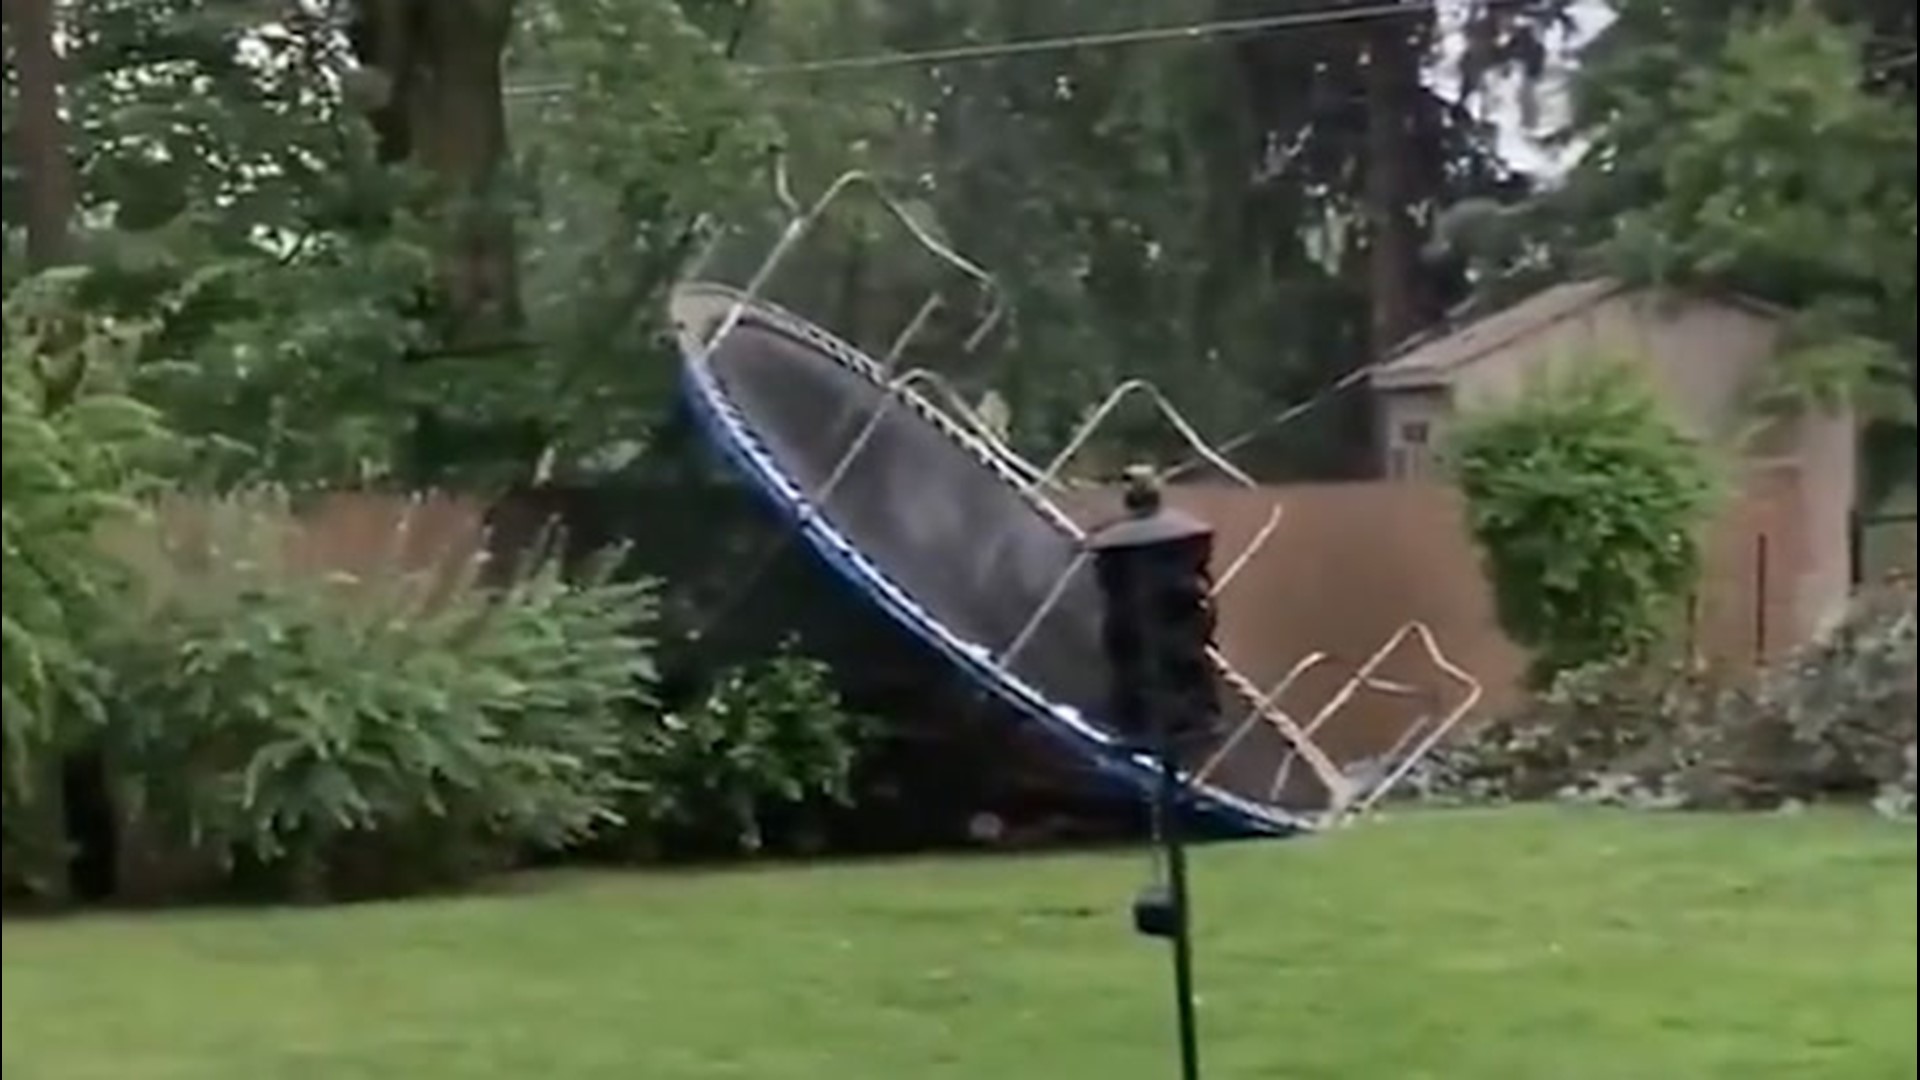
[
  {"xmin": 1362, "ymin": 21, "xmax": 1420, "ymax": 361},
  {"xmin": 6, "ymin": 0, "xmax": 111, "ymax": 908},
  {"xmin": 351, "ymin": 0, "xmax": 522, "ymax": 347},
  {"xmin": 4, "ymin": 0, "xmax": 77, "ymax": 267}
]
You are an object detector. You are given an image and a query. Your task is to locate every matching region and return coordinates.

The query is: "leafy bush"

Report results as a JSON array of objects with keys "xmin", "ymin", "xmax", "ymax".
[
  {"xmin": 93, "ymin": 497, "xmax": 661, "ymax": 900},
  {"xmin": 3, "ymin": 272, "xmax": 174, "ymax": 899},
  {"xmin": 1412, "ymin": 656, "xmax": 1724, "ymax": 808},
  {"xmin": 1712, "ymin": 586, "xmax": 1915, "ymax": 816},
  {"xmin": 622, "ymin": 647, "xmax": 872, "ymax": 858},
  {"xmin": 3, "ymin": 274, "xmax": 171, "ymax": 773},
  {"xmin": 1449, "ymin": 358, "xmax": 1719, "ymax": 685},
  {"xmin": 1419, "ymin": 585, "xmax": 1916, "ymax": 818}
]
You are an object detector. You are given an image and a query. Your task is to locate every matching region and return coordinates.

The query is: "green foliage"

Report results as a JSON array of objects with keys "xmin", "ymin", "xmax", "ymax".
[
  {"xmin": 1599, "ymin": 4, "xmax": 1916, "ymax": 370},
  {"xmin": 1445, "ymin": 1, "xmax": 1916, "ymax": 494},
  {"xmin": 6, "ymin": 0, "xmax": 1566, "ymax": 486},
  {"xmin": 1597, "ymin": 5, "xmax": 1914, "ymax": 295},
  {"xmin": 1462, "ymin": 0, "xmax": 1919, "ymax": 494},
  {"xmin": 1, "ymin": 271, "xmax": 172, "ymax": 789},
  {"xmin": 626, "ymin": 647, "xmax": 870, "ymax": 856},
  {"xmin": 20, "ymin": 0, "xmax": 788, "ymax": 487},
  {"xmin": 1422, "ymin": 585, "xmax": 1917, "ymax": 818},
  {"xmin": 1411, "ymin": 655, "xmax": 1721, "ymax": 806},
  {"xmin": 47, "ymin": 0, "xmax": 436, "ymax": 488},
  {"xmin": 719, "ymin": 0, "xmax": 1536, "ymax": 473},
  {"xmin": 123, "ymin": 239, "xmax": 433, "ymax": 487},
  {"xmin": 1749, "ymin": 304, "xmax": 1915, "ymax": 428},
  {"xmin": 90, "ymin": 499, "xmax": 661, "ymax": 899},
  {"xmin": 1449, "ymin": 358, "xmax": 1719, "ymax": 684},
  {"xmin": 1736, "ymin": 586, "xmax": 1916, "ymax": 817},
  {"xmin": 503, "ymin": 0, "xmax": 779, "ymax": 475}
]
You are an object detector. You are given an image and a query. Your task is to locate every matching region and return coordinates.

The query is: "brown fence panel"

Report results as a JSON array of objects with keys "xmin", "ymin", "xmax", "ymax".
[
  {"xmin": 128, "ymin": 473, "xmax": 1819, "ymax": 775},
  {"xmin": 1065, "ymin": 469, "xmax": 1815, "ymax": 763}
]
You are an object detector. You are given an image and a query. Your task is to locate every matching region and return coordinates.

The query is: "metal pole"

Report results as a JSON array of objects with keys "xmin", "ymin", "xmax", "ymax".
[
  {"xmin": 1848, "ymin": 508, "xmax": 1863, "ymax": 589},
  {"xmin": 1096, "ymin": 470, "xmax": 1208, "ymax": 1080},
  {"xmin": 1132, "ymin": 553, "xmax": 1202, "ymax": 1080},
  {"xmin": 1156, "ymin": 717, "xmax": 1202, "ymax": 1080}
]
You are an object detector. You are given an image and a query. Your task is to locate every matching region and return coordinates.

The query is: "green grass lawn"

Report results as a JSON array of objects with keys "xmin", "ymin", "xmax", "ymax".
[{"xmin": 3, "ymin": 808, "xmax": 1914, "ymax": 1080}]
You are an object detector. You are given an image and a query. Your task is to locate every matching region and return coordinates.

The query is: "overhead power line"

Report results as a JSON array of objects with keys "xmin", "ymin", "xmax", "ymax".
[
  {"xmin": 505, "ymin": 0, "xmax": 1479, "ymax": 99},
  {"xmin": 507, "ymin": 6, "xmax": 1918, "ymax": 99},
  {"xmin": 750, "ymin": 0, "xmax": 1463, "ymax": 76}
]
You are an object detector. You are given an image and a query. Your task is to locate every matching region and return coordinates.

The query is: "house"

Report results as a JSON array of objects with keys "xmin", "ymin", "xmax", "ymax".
[{"xmin": 1367, "ymin": 276, "xmax": 1858, "ymax": 641}]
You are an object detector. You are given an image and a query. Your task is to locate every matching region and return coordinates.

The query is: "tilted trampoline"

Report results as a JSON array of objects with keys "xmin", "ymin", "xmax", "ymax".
[{"xmin": 670, "ymin": 171, "xmax": 1481, "ymax": 837}]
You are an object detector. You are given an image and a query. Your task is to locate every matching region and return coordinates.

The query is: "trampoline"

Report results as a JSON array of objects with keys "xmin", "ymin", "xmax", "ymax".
[
  {"xmin": 667, "ymin": 169, "xmax": 1482, "ymax": 837},
  {"xmin": 672, "ymin": 283, "xmax": 1349, "ymax": 836}
]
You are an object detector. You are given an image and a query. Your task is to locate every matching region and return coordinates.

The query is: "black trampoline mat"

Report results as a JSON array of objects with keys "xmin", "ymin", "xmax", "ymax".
[{"xmin": 674, "ymin": 286, "xmax": 1331, "ymax": 817}]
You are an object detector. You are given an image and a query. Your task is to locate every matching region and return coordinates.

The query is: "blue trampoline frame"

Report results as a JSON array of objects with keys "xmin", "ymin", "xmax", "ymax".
[{"xmin": 673, "ymin": 286, "xmax": 1308, "ymax": 838}]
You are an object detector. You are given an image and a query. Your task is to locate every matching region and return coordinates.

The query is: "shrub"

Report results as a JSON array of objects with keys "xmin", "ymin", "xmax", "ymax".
[
  {"xmin": 1449, "ymin": 357, "xmax": 1719, "ymax": 685},
  {"xmin": 1414, "ymin": 655, "xmax": 1725, "ymax": 808},
  {"xmin": 1419, "ymin": 585, "xmax": 1917, "ymax": 818},
  {"xmin": 3, "ymin": 272, "xmax": 174, "ymax": 899},
  {"xmin": 622, "ymin": 647, "xmax": 872, "ymax": 858},
  {"xmin": 92, "ymin": 497, "xmax": 662, "ymax": 900},
  {"xmin": 1713, "ymin": 586, "xmax": 1915, "ymax": 815}
]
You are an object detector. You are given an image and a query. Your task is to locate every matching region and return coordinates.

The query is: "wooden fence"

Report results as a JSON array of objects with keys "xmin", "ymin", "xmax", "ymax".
[
  {"xmin": 1062, "ymin": 466, "xmax": 1810, "ymax": 761},
  {"xmin": 146, "ymin": 467, "xmax": 1820, "ymax": 767}
]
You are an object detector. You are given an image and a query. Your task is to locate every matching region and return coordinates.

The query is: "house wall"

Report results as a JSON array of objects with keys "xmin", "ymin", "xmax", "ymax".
[
  {"xmin": 1790, "ymin": 408, "xmax": 1860, "ymax": 637},
  {"xmin": 1383, "ymin": 288, "xmax": 1855, "ymax": 643},
  {"xmin": 1377, "ymin": 386, "xmax": 1452, "ymax": 481},
  {"xmin": 1444, "ymin": 290, "xmax": 1781, "ymax": 442}
]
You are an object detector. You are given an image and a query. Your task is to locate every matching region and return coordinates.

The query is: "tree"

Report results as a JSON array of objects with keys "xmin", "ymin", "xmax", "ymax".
[
  {"xmin": 1597, "ymin": 7, "xmax": 1914, "ymax": 335},
  {"xmin": 501, "ymin": 0, "xmax": 772, "ymax": 475},
  {"xmin": 1449, "ymin": 0, "xmax": 1916, "ymax": 497},
  {"xmin": 1221, "ymin": 0, "xmax": 1556, "ymax": 472},
  {"xmin": 717, "ymin": 0, "xmax": 1565, "ymax": 477},
  {"xmin": 2, "ymin": 0, "xmax": 75, "ymax": 267},
  {"xmin": 349, "ymin": 0, "xmax": 521, "ymax": 349},
  {"xmin": 3, "ymin": 0, "xmax": 767, "ymax": 486},
  {"xmin": 1592, "ymin": 4, "xmax": 1915, "ymax": 496}
]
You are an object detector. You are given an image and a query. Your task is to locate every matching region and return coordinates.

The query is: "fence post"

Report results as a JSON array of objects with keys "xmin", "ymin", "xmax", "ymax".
[
  {"xmin": 1685, "ymin": 589, "xmax": 1699, "ymax": 661},
  {"xmin": 1753, "ymin": 531, "xmax": 1769, "ymax": 665},
  {"xmin": 1848, "ymin": 506, "xmax": 1863, "ymax": 589}
]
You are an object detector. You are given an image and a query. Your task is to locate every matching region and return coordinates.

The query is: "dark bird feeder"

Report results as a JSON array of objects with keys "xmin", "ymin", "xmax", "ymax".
[{"xmin": 1087, "ymin": 465, "xmax": 1221, "ymax": 1080}]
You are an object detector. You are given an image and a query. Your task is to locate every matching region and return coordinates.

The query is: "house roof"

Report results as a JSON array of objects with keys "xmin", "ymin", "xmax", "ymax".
[{"xmin": 1368, "ymin": 276, "xmax": 1786, "ymax": 391}]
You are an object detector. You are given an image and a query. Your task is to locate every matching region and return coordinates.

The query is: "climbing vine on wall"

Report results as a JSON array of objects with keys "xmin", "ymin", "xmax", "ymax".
[{"xmin": 1449, "ymin": 358, "xmax": 1720, "ymax": 685}]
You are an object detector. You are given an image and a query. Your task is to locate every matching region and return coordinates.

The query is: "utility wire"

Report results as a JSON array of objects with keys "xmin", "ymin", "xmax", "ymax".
[
  {"xmin": 507, "ymin": 5, "xmax": 1917, "ymax": 96},
  {"xmin": 750, "ymin": 6, "xmax": 1919, "ymax": 79},
  {"xmin": 505, "ymin": 0, "xmax": 1483, "ymax": 98},
  {"xmin": 1159, "ymin": 36, "xmax": 1920, "ymax": 480},
  {"xmin": 750, "ymin": 0, "xmax": 1467, "ymax": 76},
  {"xmin": 504, "ymin": 3, "xmax": 1915, "ymax": 474}
]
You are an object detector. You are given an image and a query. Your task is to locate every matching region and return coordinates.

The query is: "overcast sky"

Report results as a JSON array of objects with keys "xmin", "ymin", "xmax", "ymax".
[{"xmin": 1431, "ymin": 0, "xmax": 1617, "ymax": 178}]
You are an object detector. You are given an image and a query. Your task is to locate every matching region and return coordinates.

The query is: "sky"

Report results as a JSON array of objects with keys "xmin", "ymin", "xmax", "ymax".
[{"xmin": 1432, "ymin": 0, "xmax": 1617, "ymax": 178}]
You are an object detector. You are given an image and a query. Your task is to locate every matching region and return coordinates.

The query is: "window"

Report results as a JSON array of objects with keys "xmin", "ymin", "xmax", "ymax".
[{"xmin": 1399, "ymin": 420, "xmax": 1431, "ymax": 446}]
